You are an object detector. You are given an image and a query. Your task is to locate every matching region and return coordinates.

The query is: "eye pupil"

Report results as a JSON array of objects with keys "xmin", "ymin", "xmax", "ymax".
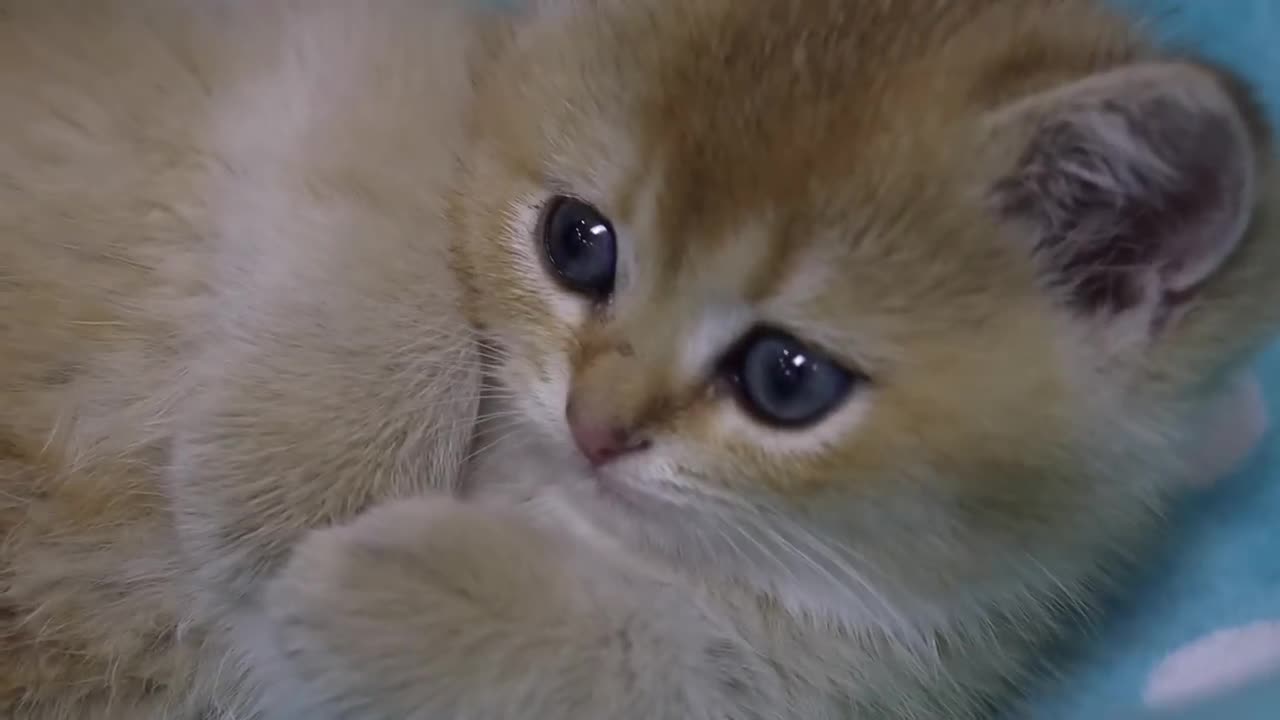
[
  {"xmin": 725, "ymin": 330, "xmax": 859, "ymax": 428},
  {"xmin": 542, "ymin": 197, "xmax": 617, "ymax": 298},
  {"xmin": 766, "ymin": 348, "xmax": 808, "ymax": 397}
]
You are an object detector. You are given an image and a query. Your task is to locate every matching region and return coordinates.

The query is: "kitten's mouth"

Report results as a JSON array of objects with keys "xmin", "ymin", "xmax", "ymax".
[
  {"xmin": 587, "ymin": 468, "xmax": 652, "ymax": 510},
  {"xmin": 573, "ymin": 463, "xmax": 692, "ymax": 521}
]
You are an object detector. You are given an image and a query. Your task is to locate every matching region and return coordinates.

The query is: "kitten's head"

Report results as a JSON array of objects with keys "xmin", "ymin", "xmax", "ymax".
[{"xmin": 452, "ymin": 0, "xmax": 1278, "ymax": 627}]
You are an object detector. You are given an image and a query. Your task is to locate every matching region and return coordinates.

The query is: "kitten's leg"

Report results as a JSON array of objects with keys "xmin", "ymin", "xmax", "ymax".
[
  {"xmin": 163, "ymin": 0, "xmax": 484, "ymax": 617},
  {"xmin": 259, "ymin": 497, "xmax": 783, "ymax": 720},
  {"xmin": 168, "ymin": 309, "xmax": 479, "ymax": 609}
]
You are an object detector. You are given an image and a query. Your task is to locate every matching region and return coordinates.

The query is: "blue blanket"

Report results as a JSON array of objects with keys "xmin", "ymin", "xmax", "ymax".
[{"xmin": 1032, "ymin": 343, "xmax": 1280, "ymax": 719}]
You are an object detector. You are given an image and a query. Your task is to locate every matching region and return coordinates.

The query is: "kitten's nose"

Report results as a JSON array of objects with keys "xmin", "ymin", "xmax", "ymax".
[{"xmin": 565, "ymin": 399, "xmax": 650, "ymax": 467}]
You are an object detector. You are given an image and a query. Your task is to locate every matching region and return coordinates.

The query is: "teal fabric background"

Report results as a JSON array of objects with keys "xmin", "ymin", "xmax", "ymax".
[
  {"xmin": 1117, "ymin": 0, "xmax": 1278, "ymax": 116},
  {"xmin": 1031, "ymin": 343, "xmax": 1280, "ymax": 719},
  {"xmin": 1030, "ymin": 2, "xmax": 1280, "ymax": 718}
]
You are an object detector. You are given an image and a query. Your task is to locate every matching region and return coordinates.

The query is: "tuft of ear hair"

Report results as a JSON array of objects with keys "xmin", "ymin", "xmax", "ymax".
[{"xmin": 988, "ymin": 62, "xmax": 1260, "ymax": 328}]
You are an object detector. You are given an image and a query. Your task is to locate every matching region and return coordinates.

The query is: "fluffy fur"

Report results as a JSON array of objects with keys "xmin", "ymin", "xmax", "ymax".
[{"xmin": 0, "ymin": 1, "xmax": 1277, "ymax": 718}]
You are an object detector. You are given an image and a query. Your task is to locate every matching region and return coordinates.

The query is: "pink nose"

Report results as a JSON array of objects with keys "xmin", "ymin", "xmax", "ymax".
[{"xmin": 566, "ymin": 400, "xmax": 649, "ymax": 467}]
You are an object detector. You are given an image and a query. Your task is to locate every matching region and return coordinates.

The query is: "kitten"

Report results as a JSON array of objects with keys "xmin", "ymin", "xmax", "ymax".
[{"xmin": 0, "ymin": 0, "xmax": 1277, "ymax": 719}]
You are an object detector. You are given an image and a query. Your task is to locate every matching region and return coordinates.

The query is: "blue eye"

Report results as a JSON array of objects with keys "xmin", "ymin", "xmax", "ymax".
[
  {"xmin": 542, "ymin": 197, "xmax": 617, "ymax": 299},
  {"xmin": 724, "ymin": 329, "xmax": 860, "ymax": 428}
]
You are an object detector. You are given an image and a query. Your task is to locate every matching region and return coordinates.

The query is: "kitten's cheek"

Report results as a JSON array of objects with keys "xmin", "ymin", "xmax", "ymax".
[{"xmin": 501, "ymin": 355, "xmax": 575, "ymax": 440}]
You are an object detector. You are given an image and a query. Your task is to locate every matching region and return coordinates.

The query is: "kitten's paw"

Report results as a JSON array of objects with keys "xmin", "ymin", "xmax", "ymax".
[
  {"xmin": 277, "ymin": 495, "xmax": 566, "ymax": 604},
  {"xmin": 261, "ymin": 497, "xmax": 781, "ymax": 720},
  {"xmin": 261, "ymin": 497, "xmax": 571, "ymax": 718}
]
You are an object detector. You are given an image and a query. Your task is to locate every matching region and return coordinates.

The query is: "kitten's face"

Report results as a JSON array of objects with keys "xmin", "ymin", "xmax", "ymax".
[{"xmin": 452, "ymin": 0, "xmax": 1275, "ymax": 622}]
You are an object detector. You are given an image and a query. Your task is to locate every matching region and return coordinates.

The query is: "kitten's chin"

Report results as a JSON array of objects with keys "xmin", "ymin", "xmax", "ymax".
[
  {"xmin": 464, "ymin": 405, "xmax": 914, "ymax": 632},
  {"xmin": 548, "ymin": 484, "xmax": 921, "ymax": 634},
  {"xmin": 464, "ymin": 433, "xmax": 688, "ymax": 553},
  {"xmin": 468, "ymin": 451, "xmax": 922, "ymax": 634},
  {"xmin": 482, "ymin": 450, "xmax": 680, "ymax": 540}
]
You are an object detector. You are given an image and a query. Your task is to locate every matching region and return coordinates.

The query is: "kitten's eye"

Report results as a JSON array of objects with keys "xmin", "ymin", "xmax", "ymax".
[
  {"xmin": 541, "ymin": 196, "xmax": 617, "ymax": 299},
  {"xmin": 723, "ymin": 330, "xmax": 860, "ymax": 428}
]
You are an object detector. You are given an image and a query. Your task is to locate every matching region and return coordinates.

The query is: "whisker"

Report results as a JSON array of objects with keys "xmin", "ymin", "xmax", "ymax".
[
  {"xmin": 463, "ymin": 426, "xmax": 532, "ymax": 466},
  {"xmin": 773, "ymin": 519, "xmax": 918, "ymax": 640}
]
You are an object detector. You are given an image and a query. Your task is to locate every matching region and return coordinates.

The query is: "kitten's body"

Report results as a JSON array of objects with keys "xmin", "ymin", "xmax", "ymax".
[
  {"xmin": 0, "ymin": 3, "xmax": 479, "ymax": 715},
  {"xmin": 0, "ymin": 1, "xmax": 1277, "ymax": 719}
]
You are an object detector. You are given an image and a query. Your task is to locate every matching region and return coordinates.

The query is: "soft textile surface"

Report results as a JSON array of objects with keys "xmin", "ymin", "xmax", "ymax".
[
  {"xmin": 1033, "ymin": 342, "xmax": 1280, "ymax": 719},
  {"xmin": 1030, "ymin": 3, "xmax": 1280, "ymax": 717}
]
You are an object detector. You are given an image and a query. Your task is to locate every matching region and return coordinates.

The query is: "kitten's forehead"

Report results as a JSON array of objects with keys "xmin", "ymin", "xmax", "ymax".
[
  {"xmin": 630, "ymin": 2, "xmax": 988, "ymax": 198},
  {"xmin": 530, "ymin": 1, "xmax": 1000, "ymax": 263},
  {"xmin": 518, "ymin": 0, "xmax": 1135, "ymax": 227},
  {"xmin": 485, "ymin": 0, "xmax": 1140, "ymax": 351}
]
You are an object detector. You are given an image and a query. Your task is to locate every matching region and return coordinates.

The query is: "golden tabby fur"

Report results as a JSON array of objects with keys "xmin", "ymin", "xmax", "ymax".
[{"xmin": 0, "ymin": 0, "xmax": 1276, "ymax": 718}]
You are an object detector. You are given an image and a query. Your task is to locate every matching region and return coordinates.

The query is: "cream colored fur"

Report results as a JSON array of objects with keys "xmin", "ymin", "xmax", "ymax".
[{"xmin": 0, "ymin": 1, "xmax": 1277, "ymax": 719}]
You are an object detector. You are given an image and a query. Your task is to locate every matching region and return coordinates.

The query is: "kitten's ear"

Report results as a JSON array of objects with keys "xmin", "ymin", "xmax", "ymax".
[{"xmin": 987, "ymin": 62, "xmax": 1261, "ymax": 328}]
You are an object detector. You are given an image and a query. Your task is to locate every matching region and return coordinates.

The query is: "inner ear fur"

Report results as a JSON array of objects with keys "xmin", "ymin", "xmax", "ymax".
[{"xmin": 985, "ymin": 61, "xmax": 1263, "ymax": 325}]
